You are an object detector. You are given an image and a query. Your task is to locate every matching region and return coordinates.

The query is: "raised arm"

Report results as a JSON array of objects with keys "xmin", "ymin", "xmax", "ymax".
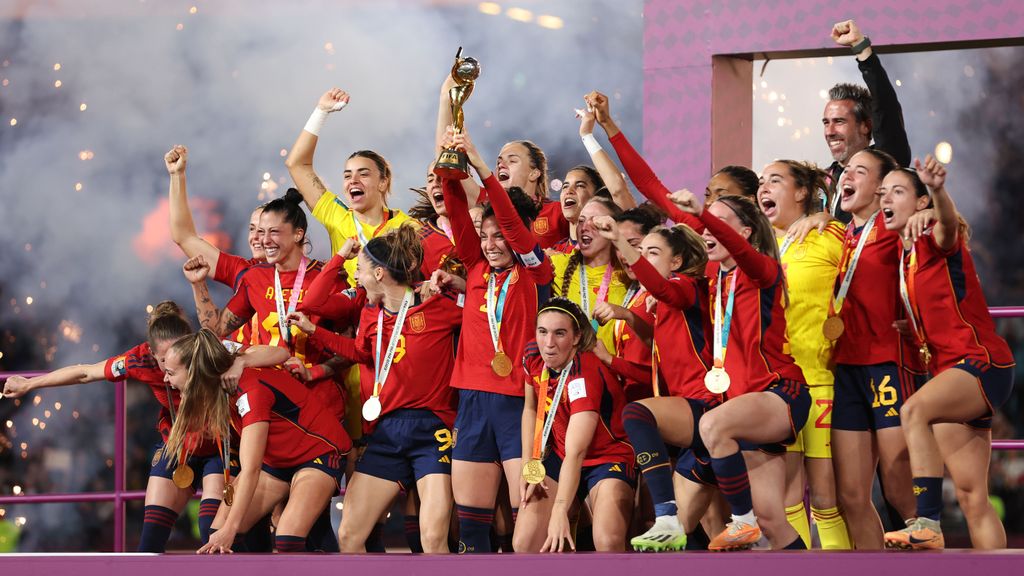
[
  {"xmin": 832, "ymin": 19, "xmax": 911, "ymax": 166},
  {"xmin": 290, "ymin": 309, "xmax": 372, "ymax": 365},
  {"xmin": 578, "ymin": 99, "xmax": 634, "ymax": 210},
  {"xmin": 301, "ymin": 243, "xmax": 356, "ymax": 316},
  {"xmin": 591, "ymin": 94, "xmax": 703, "ymax": 231},
  {"xmin": 285, "ymin": 89, "xmax": 349, "ymax": 210},
  {"xmin": 166, "ymin": 145, "xmax": 223, "ymax": 273},
  {"xmin": 915, "ymin": 155, "xmax": 957, "ymax": 251}
]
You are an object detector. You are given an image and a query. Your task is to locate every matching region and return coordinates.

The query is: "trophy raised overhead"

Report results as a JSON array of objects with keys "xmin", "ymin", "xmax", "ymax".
[{"xmin": 434, "ymin": 47, "xmax": 481, "ymax": 180}]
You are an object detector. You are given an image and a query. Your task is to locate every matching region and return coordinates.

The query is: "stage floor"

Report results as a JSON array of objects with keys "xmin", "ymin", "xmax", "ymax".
[{"xmin": 1, "ymin": 551, "xmax": 1022, "ymax": 576}]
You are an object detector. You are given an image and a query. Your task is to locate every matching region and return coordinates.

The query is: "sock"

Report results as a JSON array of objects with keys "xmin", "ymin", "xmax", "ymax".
[
  {"xmin": 275, "ymin": 534, "xmax": 306, "ymax": 553},
  {"xmin": 785, "ymin": 502, "xmax": 811, "ymax": 548},
  {"xmin": 685, "ymin": 524, "xmax": 710, "ymax": 550},
  {"xmin": 306, "ymin": 507, "xmax": 339, "ymax": 552},
  {"xmin": 403, "ymin": 515, "xmax": 423, "ymax": 553},
  {"xmin": 622, "ymin": 403, "xmax": 675, "ymax": 506},
  {"xmin": 365, "ymin": 522, "xmax": 387, "ymax": 553},
  {"xmin": 138, "ymin": 505, "xmax": 177, "ymax": 552},
  {"xmin": 510, "ymin": 507, "xmax": 519, "ymax": 526},
  {"xmin": 244, "ymin": 515, "xmax": 273, "ymax": 552},
  {"xmin": 783, "ymin": 535, "xmax": 807, "ymax": 550},
  {"xmin": 198, "ymin": 499, "xmax": 220, "ymax": 544},
  {"xmin": 711, "ymin": 451, "xmax": 753, "ymax": 518},
  {"xmin": 811, "ymin": 506, "xmax": 851, "ymax": 550},
  {"xmin": 653, "ymin": 501, "xmax": 678, "ymax": 519},
  {"xmin": 913, "ymin": 477, "xmax": 944, "ymax": 521},
  {"xmin": 456, "ymin": 504, "xmax": 494, "ymax": 553}
]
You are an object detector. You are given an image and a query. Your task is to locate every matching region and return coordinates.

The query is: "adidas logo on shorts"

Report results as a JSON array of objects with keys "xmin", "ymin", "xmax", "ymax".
[{"xmin": 885, "ymin": 407, "xmax": 899, "ymax": 417}]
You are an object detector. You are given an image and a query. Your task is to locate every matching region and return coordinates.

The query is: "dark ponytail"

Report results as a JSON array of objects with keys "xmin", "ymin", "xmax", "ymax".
[{"xmin": 363, "ymin": 223, "xmax": 424, "ymax": 286}]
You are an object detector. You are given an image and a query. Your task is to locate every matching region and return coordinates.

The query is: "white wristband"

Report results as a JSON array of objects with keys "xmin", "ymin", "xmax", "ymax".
[
  {"xmin": 582, "ymin": 133, "xmax": 602, "ymax": 155},
  {"xmin": 303, "ymin": 107, "xmax": 329, "ymax": 136}
]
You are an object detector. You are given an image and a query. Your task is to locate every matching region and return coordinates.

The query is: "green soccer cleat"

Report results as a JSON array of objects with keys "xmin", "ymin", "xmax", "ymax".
[{"xmin": 630, "ymin": 516, "xmax": 687, "ymax": 552}]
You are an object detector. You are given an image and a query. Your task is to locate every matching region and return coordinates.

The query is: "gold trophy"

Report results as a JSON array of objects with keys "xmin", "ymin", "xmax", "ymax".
[{"xmin": 434, "ymin": 47, "xmax": 481, "ymax": 180}]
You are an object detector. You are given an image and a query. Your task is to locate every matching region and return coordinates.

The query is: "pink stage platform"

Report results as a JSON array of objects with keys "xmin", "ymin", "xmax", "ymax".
[{"xmin": 1, "ymin": 551, "xmax": 1022, "ymax": 576}]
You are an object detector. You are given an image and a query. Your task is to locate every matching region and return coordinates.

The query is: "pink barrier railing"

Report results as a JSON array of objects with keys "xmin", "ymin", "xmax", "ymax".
[{"xmin": 1, "ymin": 305, "xmax": 1023, "ymax": 551}]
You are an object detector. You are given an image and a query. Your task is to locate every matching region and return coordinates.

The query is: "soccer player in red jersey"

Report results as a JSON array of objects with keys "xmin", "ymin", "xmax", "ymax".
[
  {"xmin": 408, "ymin": 165, "xmax": 463, "ymax": 279},
  {"xmin": 163, "ymin": 329, "xmax": 351, "ymax": 554},
  {"xmin": 590, "ymin": 207, "xmax": 661, "ymax": 400},
  {"xmin": 290, "ymin": 225, "xmax": 461, "ymax": 553},
  {"xmin": 811, "ymin": 149, "xmax": 921, "ymax": 549},
  {"xmin": 514, "ymin": 299, "xmax": 635, "ymax": 552},
  {"xmin": 669, "ymin": 191, "xmax": 810, "ymax": 551},
  {"xmin": 593, "ymin": 214, "xmax": 721, "ymax": 551},
  {"xmin": 439, "ymin": 126, "xmax": 553, "ymax": 553},
  {"xmin": 2, "ymin": 303, "xmax": 286, "ymax": 552},
  {"xmin": 165, "ymin": 145, "xmax": 270, "ymax": 350},
  {"xmin": 879, "ymin": 157, "xmax": 1015, "ymax": 550}
]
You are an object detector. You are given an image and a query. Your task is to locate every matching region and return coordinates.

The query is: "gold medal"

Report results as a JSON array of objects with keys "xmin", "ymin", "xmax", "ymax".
[
  {"xmin": 223, "ymin": 483, "xmax": 234, "ymax": 507},
  {"xmin": 491, "ymin": 351, "xmax": 513, "ymax": 377},
  {"xmin": 704, "ymin": 366, "xmax": 731, "ymax": 394},
  {"xmin": 172, "ymin": 464, "xmax": 194, "ymax": 489},
  {"xmin": 522, "ymin": 459, "xmax": 546, "ymax": 485},
  {"xmin": 919, "ymin": 344, "xmax": 932, "ymax": 366},
  {"xmin": 822, "ymin": 315, "xmax": 845, "ymax": 341}
]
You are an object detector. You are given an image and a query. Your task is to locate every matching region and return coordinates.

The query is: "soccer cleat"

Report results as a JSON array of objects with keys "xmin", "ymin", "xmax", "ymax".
[
  {"xmin": 630, "ymin": 516, "xmax": 687, "ymax": 552},
  {"xmin": 708, "ymin": 520, "xmax": 761, "ymax": 551},
  {"xmin": 885, "ymin": 517, "xmax": 944, "ymax": 550}
]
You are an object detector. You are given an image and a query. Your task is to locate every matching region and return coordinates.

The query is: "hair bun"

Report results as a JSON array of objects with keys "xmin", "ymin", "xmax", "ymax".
[
  {"xmin": 149, "ymin": 300, "xmax": 185, "ymax": 326},
  {"xmin": 283, "ymin": 187, "xmax": 305, "ymax": 206}
]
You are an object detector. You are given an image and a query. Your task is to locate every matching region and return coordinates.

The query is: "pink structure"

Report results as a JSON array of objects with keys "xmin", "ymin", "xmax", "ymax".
[{"xmin": 642, "ymin": 0, "xmax": 1024, "ymax": 190}]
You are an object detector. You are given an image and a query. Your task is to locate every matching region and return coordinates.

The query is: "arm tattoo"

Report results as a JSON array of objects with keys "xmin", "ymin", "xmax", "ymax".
[
  {"xmin": 311, "ymin": 174, "xmax": 327, "ymax": 192},
  {"xmin": 192, "ymin": 281, "xmax": 220, "ymax": 332},
  {"xmin": 221, "ymin": 310, "xmax": 246, "ymax": 336}
]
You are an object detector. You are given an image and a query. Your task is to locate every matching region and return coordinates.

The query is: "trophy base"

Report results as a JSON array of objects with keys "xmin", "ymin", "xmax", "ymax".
[{"xmin": 433, "ymin": 149, "xmax": 470, "ymax": 180}]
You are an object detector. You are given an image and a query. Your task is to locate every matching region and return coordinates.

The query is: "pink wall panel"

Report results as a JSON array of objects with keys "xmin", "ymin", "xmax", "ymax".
[{"xmin": 643, "ymin": 0, "xmax": 1024, "ymax": 189}]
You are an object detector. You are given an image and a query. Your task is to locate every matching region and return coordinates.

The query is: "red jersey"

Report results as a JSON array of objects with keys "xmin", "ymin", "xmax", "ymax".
[
  {"xmin": 298, "ymin": 253, "xmax": 366, "ymax": 328},
  {"xmin": 523, "ymin": 345, "xmax": 634, "ymax": 467},
  {"xmin": 225, "ymin": 259, "xmax": 327, "ymax": 365},
  {"xmin": 214, "ymin": 251, "xmax": 261, "ymax": 346},
  {"xmin": 609, "ymin": 284, "xmax": 656, "ymax": 402},
  {"xmin": 698, "ymin": 211, "xmax": 805, "ymax": 397},
  {"xmin": 105, "ymin": 342, "xmax": 215, "ymax": 456},
  {"xmin": 443, "ymin": 174, "xmax": 554, "ymax": 397},
  {"xmin": 231, "ymin": 368, "xmax": 351, "ymax": 469},
  {"xmin": 907, "ymin": 229, "xmax": 1014, "ymax": 372},
  {"xmin": 533, "ymin": 199, "xmax": 571, "ymax": 249},
  {"xmin": 549, "ymin": 237, "xmax": 577, "ymax": 255},
  {"xmin": 609, "ymin": 132, "xmax": 704, "ymax": 233},
  {"xmin": 419, "ymin": 219, "xmax": 459, "ymax": 278},
  {"xmin": 309, "ymin": 289, "xmax": 462, "ymax": 433},
  {"xmin": 630, "ymin": 258, "xmax": 718, "ymax": 403}
]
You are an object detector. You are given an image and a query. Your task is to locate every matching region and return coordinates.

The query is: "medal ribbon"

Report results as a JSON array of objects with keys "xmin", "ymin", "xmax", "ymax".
[
  {"xmin": 829, "ymin": 211, "xmax": 878, "ymax": 317},
  {"xmin": 216, "ymin": 431, "xmax": 230, "ymax": 489},
  {"xmin": 712, "ymin": 267, "xmax": 738, "ymax": 367},
  {"xmin": 438, "ymin": 217, "xmax": 456, "ymax": 246},
  {"xmin": 651, "ymin": 343, "xmax": 661, "ymax": 398},
  {"xmin": 274, "ymin": 256, "xmax": 308, "ymax": 346},
  {"xmin": 579, "ymin": 263, "xmax": 614, "ymax": 319},
  {"xmin": 352, "ymin": 208, "xmax": 392, "ymax": 247},
  {"xmin": 778, "ymin": 216, "xmax": 806, "ymax": 258},
  {"xmin": 530, "ymin": 360, "xmax": 575, "ymax": 460},
  {"xmin": 372, "ymin": 289, "xmax": 414, "ymax": 398},
  {"xmin": 898, "ymin": 246, "xmax": 928, "ymax": 349},
  {"xmin": 486, "ymin": 270, "xmax": 514, "ymax": 354}
]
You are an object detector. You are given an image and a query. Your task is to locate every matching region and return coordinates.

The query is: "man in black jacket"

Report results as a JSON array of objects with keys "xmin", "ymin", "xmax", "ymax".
[{"xmin": 824, "ymin": 19, "xmax": 912, "ymax": 223}]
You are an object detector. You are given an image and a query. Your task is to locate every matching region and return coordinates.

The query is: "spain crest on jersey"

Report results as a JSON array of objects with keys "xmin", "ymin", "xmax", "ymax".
[
  {"xmin": 408, "ymin": 312, "xmax": 426, "ymax": 333},
  {"xmin": 533, "ymin": 217, "xmax": 550, "ymax": 235}
]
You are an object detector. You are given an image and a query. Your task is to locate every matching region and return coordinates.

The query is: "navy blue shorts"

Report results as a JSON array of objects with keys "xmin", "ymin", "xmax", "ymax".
[
  {"xmin": 356, "ymin": 409, "xmax": 453, "ymax": 488},
  {"xmin": 833, "ymin": 363, "xmax": 923, "ymax": 432},
  {"xmin": 949, "ymin": 360, "xmax": 1015, "ymax": 430},
  {"xmin": 452, "ymin": 389, "xmax": 524, "ymax": 463},
  {"xmin": 675, "ymin": 446, "xmax": 716, "ymax": 486},
  {"xmin": 542, "ymin": 453, "xmax": 637, "ymax": 497},
  {"xmin": 150, "ymin": 443, "xmax": 224, "ymax": 491},
  {"xmin": 736, "ymin": 380, "xmax": 810, "ymax": 454},
  {"xmin": 262, "ymin": 451, "xmax": 346, "ymax": 489}
]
